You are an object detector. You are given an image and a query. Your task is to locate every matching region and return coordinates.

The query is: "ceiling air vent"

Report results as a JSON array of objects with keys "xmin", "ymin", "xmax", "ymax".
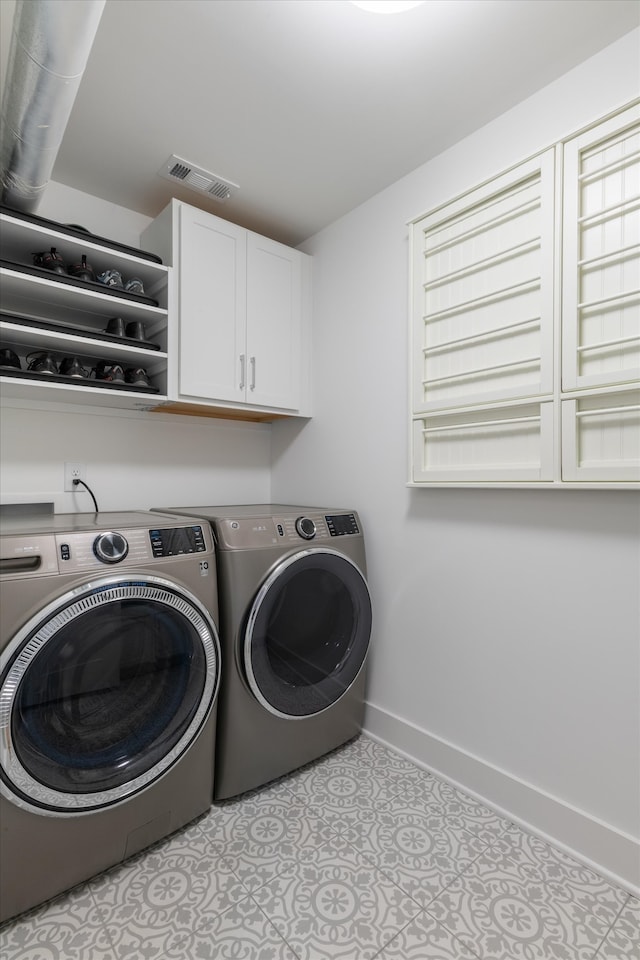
[{"xmin": 159, "ymin": 155, "xmax": 239, "ymax": 203}]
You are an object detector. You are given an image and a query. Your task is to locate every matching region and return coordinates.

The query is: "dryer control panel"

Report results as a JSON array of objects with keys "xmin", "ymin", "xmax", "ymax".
[
  {"xmin": 215, "ymin": 513, "xmax": 361, "ymax": 550},
  {"xmin": 325, "ymin": 514, "xmax": 360, "ymax": 537}
]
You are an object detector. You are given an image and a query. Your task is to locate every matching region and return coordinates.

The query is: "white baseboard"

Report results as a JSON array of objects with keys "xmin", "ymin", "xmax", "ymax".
[{"xmin": 363, "ymin": 701, "xmax": 640, "ymax": 897}]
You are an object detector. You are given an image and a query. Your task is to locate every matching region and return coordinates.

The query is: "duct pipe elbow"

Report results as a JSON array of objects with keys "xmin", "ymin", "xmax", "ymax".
[{"xmin": 0, "ymin": 0, "xmax": 106, "ymax": 212}]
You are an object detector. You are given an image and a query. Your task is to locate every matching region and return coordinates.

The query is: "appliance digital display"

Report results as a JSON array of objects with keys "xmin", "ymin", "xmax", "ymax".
[
  {"xmin": 325, "ymin": 514, "xmax": 359, "ymax": 537},
  {"xmin": 149, "ymin": 525, "xmax": 206, "ymax": 557}
]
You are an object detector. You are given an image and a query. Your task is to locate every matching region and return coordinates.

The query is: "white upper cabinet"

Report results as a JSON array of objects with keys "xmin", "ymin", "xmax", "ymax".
[
  {"xmin": 142, "ymin": 200, "xmax": 311, "ymax": 419},
  {"xmin": 410, "ymin": 102, "xmax": 640, "ymax": 488}
]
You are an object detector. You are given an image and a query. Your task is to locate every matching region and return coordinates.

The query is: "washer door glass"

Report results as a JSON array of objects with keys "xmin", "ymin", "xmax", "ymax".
[
  {"xmin": 244, "ymin": 549, "xmax": 372, "ymax": 718},
  {"xmin": 0, "ymin": 577, "xmax": 220, "ymax": 813}
]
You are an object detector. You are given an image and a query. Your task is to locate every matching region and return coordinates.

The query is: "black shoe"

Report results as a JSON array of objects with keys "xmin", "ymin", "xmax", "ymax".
[
  {"xmin": 94, "ymin": 360, "xmax": 125, "ymax": 383},
  {"xmin": 125, "ymin": 320, "xmax": 146, "ymax": 340},
  {"xmin": 0, "ymin": 348, "xmax": 21, "ymax": 369},
  {"xmin": 105, "ymin": 316, "xmax": 127, "ymax": 336},
  {"xmin": 125, "ymin": 366, "xmax": 152, "ymax": 387},
  {"xmin": 68, "ymin": 255, "xmax": 95, "ymax": 282},
  {"xmin": 60, "ymin": 356, "xmax": 90, "ymax": 378},
  {"xmin": 27, "ymin": 351, "xmax": 58, "ymax": 374},
  {"xmin": 33, "ymin": 247, "xmax": 66, "ymax": 274}
]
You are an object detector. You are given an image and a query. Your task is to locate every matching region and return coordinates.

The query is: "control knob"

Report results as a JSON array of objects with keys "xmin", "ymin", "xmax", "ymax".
[
  {"xmin": 295, "ymin": 517, "xmax": 316, "ymax": 540},
  {"xmin": 93, "ymin": 531, "xmax": 129, "ymax": 564}
]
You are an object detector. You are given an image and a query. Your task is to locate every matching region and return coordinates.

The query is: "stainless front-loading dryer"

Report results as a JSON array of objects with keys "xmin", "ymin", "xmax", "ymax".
[
  {"xmin": 152, "ymin": 505, "xmax": 372, "ymax": 800},
  {"xmin": 0, "ymin": 511, "xmax": 221, "ymax": 923}
]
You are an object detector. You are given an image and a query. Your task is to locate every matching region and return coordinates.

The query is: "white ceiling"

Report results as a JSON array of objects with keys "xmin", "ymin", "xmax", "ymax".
[{"xmin": 1, "ymin": 0, "xmax": 639, "ymax": 246}]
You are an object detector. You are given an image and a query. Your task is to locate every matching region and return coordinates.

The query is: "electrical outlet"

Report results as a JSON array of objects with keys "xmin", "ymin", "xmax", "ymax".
[{"xmin": 64, "ymin": 462, "xmax": 86, "ymax": 492}]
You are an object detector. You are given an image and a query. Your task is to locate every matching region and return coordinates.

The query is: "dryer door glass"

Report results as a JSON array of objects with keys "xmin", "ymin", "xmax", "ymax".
[
  {"xmin": 244, "ymin": 550, "xmax": 372, "ymax": 718},
  {"xmin": 0, "ymin": 579, "xmax": 220, "ymax": 812}
]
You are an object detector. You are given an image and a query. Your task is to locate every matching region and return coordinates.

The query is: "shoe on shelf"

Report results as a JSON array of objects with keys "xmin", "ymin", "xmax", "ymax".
[
  {"xmin": 96, "ymin": 269, "xmax": 124, "ymax": 288},
  {"xmin": 124, "ymin": 366, "xmax": 152, "ymax": 387},
  {"xmin": 32, "ymin": 247, "xmax": 66, "ymax": 274},
  {"xmin": 125, "ymin": 320, "xmax": 146, "ymax": 340},
  {"xmin": 68, "ymin": 255, "xmax": 95, "ymax": 282},
  {"xmin": 94, "ymin": 360, "xmax": 125, "ymax": 383},
  {"xmin": 59, "ymin": 356, "xmax": 91, "ymax": 379},
  {"xmin": 0, "ymin": 348, "xmax": 21, "ymax": 369},
  {"xmin": 27, "ymin": 351, "xmax": 58, "ymax": 374},
  {"xmin": 124, "ymin": 277, "xmax": 145, "ymax": 295},
  {"xmin": 105, "ymin": 316, "xmax": 127, "ymax": 336}
]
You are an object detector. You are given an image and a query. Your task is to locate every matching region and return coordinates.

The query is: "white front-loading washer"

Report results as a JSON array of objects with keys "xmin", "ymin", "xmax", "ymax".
[
  {"xmin": 152, "ymin": 505, "xmax": 372, "ymax": 800},
  {"xmin": 0, "ymin": 510, "xmax": 221, "ymax": 922}
]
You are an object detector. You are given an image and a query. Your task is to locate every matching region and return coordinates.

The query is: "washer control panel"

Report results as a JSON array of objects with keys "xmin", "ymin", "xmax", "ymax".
[
  {"xmin": 53, "ymin": 524, "xmax": 210, "ymax": 570},
  {"xmin": 149, "ymin": 524, "xmax": 207, "ymax": 558}
]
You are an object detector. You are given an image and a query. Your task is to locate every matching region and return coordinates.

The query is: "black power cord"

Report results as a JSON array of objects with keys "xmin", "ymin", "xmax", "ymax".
[{"xmin": 72, "ymin": 478, "xmax": 99, "ymax": 513}]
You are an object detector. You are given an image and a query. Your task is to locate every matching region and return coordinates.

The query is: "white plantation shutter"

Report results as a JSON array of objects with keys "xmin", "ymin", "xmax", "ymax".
[
  {"xmin": 410, "ymin": 102, "xmax": 640, "ymax": 487},
  {"xmin": 410, "ymin": 151, "xmax": 555, "ymax": 483},
  {"xmin": 562, "ymin": 103, "xmax": 640, "ymax": 393}
]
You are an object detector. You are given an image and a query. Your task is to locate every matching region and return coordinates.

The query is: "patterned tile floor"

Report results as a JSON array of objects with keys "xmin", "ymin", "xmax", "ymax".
[{"xmin": 1, "ymin": 735, "xmax": 638, "ymax": 959}]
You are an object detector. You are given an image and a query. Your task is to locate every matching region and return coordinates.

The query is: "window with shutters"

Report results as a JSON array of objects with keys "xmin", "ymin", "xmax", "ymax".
[{"xmin": 409, "ymin": 101, "xmax": 639, "ymax": 488}]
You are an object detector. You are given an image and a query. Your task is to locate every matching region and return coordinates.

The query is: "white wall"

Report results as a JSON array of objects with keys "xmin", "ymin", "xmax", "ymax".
[
  {"xmin": 37, "ymin": 181, "xmax": 152, "ymax": 250},
  {"xmin": 0, "ymin": 402, "xmax": 271, "ymax": 513},
  {"xmin": 1, "ymin": 185, "xmax": 272, "ymax": 513},
  {"xmin": 272, "ymin": 30, "xmax": 640, "ymax": 891}
]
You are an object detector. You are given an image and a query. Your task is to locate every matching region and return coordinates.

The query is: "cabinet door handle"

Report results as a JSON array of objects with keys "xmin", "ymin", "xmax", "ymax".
[
  {"xmin": 250, "ymin": 356, "xmax": 256, "ymax": 391},
  {"xmin": 239, "ymin": 354, "xmax": 246, "ymax": 390}
]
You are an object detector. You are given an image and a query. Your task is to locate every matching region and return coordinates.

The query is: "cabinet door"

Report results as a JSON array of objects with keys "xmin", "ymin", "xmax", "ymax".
[
  {"xmin": 410, "ymin": 150, "xmax": 556, "ymax": 484},
  {"xmin": 561, "ymin": 390, "xmax": 640, "ymax": 482},
  {"xmin": 178, "ymin": 206, "xmax": 246, "ymax": 403},
  {"xmin": 562, "ymin": 103, "xmax": 640, "ymax": 392},
  {"xmin": 246, "ymin": 233, "xmax": 301, "ymax": 410},
  {"xmin": 412, "ymin": 400, "xmax": 555, "ymax": 484},
  {"xmin": 411, "ymin": 150, "xmax": 556, "ymax": 415}
]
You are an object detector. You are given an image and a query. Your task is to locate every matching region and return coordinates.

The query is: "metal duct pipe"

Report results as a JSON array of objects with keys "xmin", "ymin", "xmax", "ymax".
[{"xmin": 0, "ymin": 0, "xmax": 106, "ymax": 212}]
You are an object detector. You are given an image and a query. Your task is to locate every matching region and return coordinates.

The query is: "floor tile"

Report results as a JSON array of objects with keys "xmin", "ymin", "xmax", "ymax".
[
  {"xmin": 89, "ymin": 827, "xmax": 247, "ymax": 959},
  {"xmin": 408, "ymin": 775, "xmax": 512, "ymax": 845},
  {"xmin": 427, "ymin": 837, "xmax": 629, "ymax": 960},
  {"xmin": 283, "ymin": 752, "xmax": 409, "ymax": 819},
  {"xmin": 105, "ymin": 894, "xmax": 299, "ymax": 960},
  {"xmin": 331, "ymin": 793, "xmax": 487, "ymax": 908},
  {"xmin": 251, "ymin": 833, "xmax": 423, "ymax": 959},
  {"xmin": 196, "ymin": 790, "xmax": 337, "ymax": 892},
  {"xmin": 595, "ymin": 895, "xmax": 640, "ymax": 959},
  {"xmin": 0, "ymin": 884, "xmax": 114, "ymax": 960},
  {"xmin": 493, "ymin": 826, "xmax": 629, "ymax": 949},
  {"xmin": 337, "ymin": 735, "xmax": 439, "ymax": 790},
  {"xmin": 497, "ymin": 823, "xmax": 629, "ymax": 892},
  {"xmin": 192, "ymin": 895, "xmax": 300, "ymax": 959},
  {"xmin": 375, "ymin": 910, "xmax": 480, "ymax": 959}
]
